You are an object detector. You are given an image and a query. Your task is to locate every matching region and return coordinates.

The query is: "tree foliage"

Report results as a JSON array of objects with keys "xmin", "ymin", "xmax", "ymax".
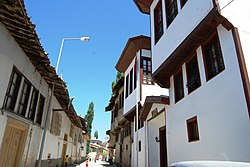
[
  {"xmin": 94, "ymin": 130, "xmax": 98, "ymax": 139},
  {"xmin": 85, "ymin": 101, "xmax": 94, "ymax": 153},
  {"xmin": 116, "ymin": 71, "xmax": 123, "ymax": 82}
]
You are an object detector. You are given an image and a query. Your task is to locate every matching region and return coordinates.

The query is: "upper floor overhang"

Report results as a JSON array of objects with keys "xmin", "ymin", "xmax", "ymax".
[
  {"xmin": 153, "ymin": 8, "xmax": 233, "ymax": 88},
  {"xmin": 133, "ymin": 0, "xmax": 153, "ymax": 14},
  {"xmin": 116, "ymin": 35, "xmax": 151, "ymax": 73},
  {"xmin": 140, "ymin": 95, "xmax": 169, "ymax": 121}
]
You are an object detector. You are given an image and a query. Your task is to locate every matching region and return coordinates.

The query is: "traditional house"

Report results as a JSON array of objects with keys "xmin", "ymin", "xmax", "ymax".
[
  {"xmin": 0, "ymin": 1, "xmax": 87, "ymax": 167},
  {"xmin": 105, "ymin": 76, "xmax": 132, "ymax": 167},
  {"xmin": 133, "ymin": 0, "xmax": 250, "ymax": 166},
  {"xmin": 115, "ymin": 35, "xmax": 167, "ymax": 167}
]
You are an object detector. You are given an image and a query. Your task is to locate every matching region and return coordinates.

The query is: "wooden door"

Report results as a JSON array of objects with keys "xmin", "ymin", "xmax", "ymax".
[
  {"xmin": 0, "ymin": 118, "xmax": 28, "ymax": 167},
  {"xmin": 159, "ymin": 126, "xmax": 167, "ymax": 167}
]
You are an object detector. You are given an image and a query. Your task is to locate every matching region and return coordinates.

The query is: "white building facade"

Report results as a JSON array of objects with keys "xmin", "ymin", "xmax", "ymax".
[
  {"xmin": 133, "ymin": 0, "xmax": 250, "ymax": 166},
  {"xmin": 116, "ymin": 35, "xmax": 168, "ymax": 167},
  {"xmin": 0, "ymin": 1, "xmax": 86, "ymax": 167}
]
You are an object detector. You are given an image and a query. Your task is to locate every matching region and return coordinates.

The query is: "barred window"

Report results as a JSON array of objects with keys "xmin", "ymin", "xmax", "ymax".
[
  {"xmin": 165, "ymin": 0, "xmax": 178, "ymax": 27},
  {"xmin": 174, "ymin": 70, "xmax": 184, "ymax": 103},
  {"xmin": 154, "ymin": 0, "xmax": 163, "ymax": 43},
  {"xmin": 186, "ymin": 55, "xmax": 201, "ymax": 94},
  {"xmin": 203, "ymin": 34, "xmax": 225, "ymax": 81}
]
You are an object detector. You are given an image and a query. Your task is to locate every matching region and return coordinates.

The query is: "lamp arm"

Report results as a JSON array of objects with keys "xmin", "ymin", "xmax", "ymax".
[{"xmin": 56, "ymin": 38, "xmax": 65, "ymax": 73}]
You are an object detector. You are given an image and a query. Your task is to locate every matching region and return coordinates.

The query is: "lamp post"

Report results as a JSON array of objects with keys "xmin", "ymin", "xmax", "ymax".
[
  {"xmin": 36, "ymin": 36, "xmax": 89, "ymax": 167},
  {"xmin": 56, "ymin": 37, "xmax": 90, "ymax": 73}
]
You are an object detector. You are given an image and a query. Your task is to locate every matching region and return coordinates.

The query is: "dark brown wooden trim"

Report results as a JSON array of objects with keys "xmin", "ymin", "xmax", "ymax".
[
  {"xmin": 152, "ymin": 8, "xmax": 233, "ymax": 88},
  {"xmin": 232, "ymin": 28, "xmax": 250, "ymax": 118},
  {"xmin": 147, "ymin": 108, "xmax": 165, "ymax": 122},
  {"xmin": 159, "ymin": 125, "xmax": 167, "ymax": 167}
]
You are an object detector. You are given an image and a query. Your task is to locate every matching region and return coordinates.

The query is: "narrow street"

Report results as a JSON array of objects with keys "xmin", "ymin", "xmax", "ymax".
[{"xmin": 70, "ymin": 160, "xmax": 115, "ymax": 167}]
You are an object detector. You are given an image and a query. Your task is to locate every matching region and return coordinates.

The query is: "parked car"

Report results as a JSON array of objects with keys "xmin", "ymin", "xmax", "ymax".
[{"xmin": 170, "ymin": 161, "xmax": 250, "ymax": 167}]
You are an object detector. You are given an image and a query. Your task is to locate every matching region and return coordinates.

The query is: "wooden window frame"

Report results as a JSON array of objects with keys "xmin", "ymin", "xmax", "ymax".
[
  {"xmin": 17, "ymin": 79, "xmax": 31, "ymax": 117},
  {"xmin": 186, "ymin": 116, "xmax": 199, "ymax": 142},
  {"xmin": 202, "ymin": 33, "xmax": 225, "ymax": 81},
  {"xmin": 142, "ymin": 57, "xmax": 153, "ymax": 85},
  {"xmin": 125, "ymin": 74, "xmax": 129, "ymax": 98},
  {"xmin": 134, "ymin": 61, "xmax": 137, "ymax": 90},
  {"xmin": 129, "ymin": 68, "xmax": 133, "ymax": 95},
  {"xmin": 186, "ymin": 54, "xmax": 201, "ymax": 94},
  {"xmin": 28, "ymin": 88, "xmax": 39, "ymax": 121},
  {"xmin": 154, "ymin": 0, "xmax": 163, "ymax": 44},
  {"xmin": 174, "ymin": 69, "xmax": 184, "ymax": 103},
  {"xmin": 3, "ymin": 68, "xmax": 22, "ymax": 111},
  {"xmin": 36, "ymin": 95, "xmax": 45, "ymax": 125},
  {"xmin": 180, "ymin": 0, "xmax": 188, "ymax": 8},
  {"xmin": 165, "ymin": 0, "xmax": 178, "ymax": 28}
]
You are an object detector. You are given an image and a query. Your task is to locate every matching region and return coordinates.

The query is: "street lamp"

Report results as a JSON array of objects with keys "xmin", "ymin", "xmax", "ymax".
[
  {"xmin": 37, "ymin": 36, "xmax": 89, "ymax": 167},
  {"xmin": 56, "ymin": 36, "xmax": 90, "ymax": 73}
]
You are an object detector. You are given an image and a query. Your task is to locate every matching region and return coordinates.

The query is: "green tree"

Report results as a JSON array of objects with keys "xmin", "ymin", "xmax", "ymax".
[
  {"xmin": 116, "ymin": 71, "xmax": 123, "ymax": 82},
  {"xmin": 94, "ymin": 130, "xmax": 98, "ymax": 139},
  {"xmin": 85, "ymin": 102, "xmax": 94, "ymax": 154}
]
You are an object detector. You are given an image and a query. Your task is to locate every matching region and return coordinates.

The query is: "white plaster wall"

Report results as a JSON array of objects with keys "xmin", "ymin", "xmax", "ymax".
[
  {"xmin": 167, "ymin": 25, "xmax": 250, "ymax": 164},
  {"xmin": 0, "ymin": 21, "xmax": 51, "ymax": 167},
  {"xmin": 150, "ymin": 0, "xmax": 214, "ymax": 73},
  {"xmin": 147, "ymin": 111, "xmax": 165, "ymax": 167},
  {"xmin": 137, "ymin": 127, "xmax": 146, "ymax": 167},
  {"xmin": 0, "ymin": 21, "xmax": 83, "ymax": 166}
]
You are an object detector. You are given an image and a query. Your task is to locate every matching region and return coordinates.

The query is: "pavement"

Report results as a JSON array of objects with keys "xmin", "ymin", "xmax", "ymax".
[{"xmin": 68, "ymin": 160, "xmax": 116, "ymax": 167}]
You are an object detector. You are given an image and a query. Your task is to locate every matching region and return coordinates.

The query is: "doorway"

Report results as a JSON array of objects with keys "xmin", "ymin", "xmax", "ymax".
[
  {"xmin": 61, "ymin": 134, "xmax": 68, "ymax": 167},
  {"xmin": 0, "ymin": 118, "xmax": 28, "ymax": 167},
  {"xmin": 159, "ymin": 126, "xmax": 167, "ymax": 167}
]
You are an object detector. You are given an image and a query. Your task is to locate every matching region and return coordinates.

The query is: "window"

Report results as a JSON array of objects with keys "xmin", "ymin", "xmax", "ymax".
[
  {"xmin": 180, "ymin": 0, "xmax": 188, "ymax": 8},
  {"xmin": 121, "ymin": 91, "xmax": 124, "ymax": 108},
  {"xmin": 138, "ymin": 141, "xmax": 141, "ymax": 152},
  {"xmin": 134, "ymin": 61, "xmax": 137, "ymax": 89},
  {"xmin": 165, "ymin": 0, "xmax": 178, "ymax": 27},
  {"xmin": 125, "ymin": 74, "xmax": 129, "ymax": 98},
  {"xmin": 4, "ymin": 67, "xmax": 46, "ymax": 126},
  {"xmin": 203, "ymin": 34, "xmax": 225, "ymax": 81},
  {"xmin": 114, "ymin": 103, "xmax": 118, "ymax": 118},
  {"xmin": 129, "ymin": 68, "xmax": 133, "ymax": 94},
  {"xmin": 17, "ymin": 80, "xmax": 31, "ymax": 117},
  {"xmin": 124, "ymin": 123, "xmax": 131, "ymax": 137},
  {"xmin": 36, "ymin": 95, "xmax": 45, "ymax": 125},
  {"xmin": 4, "ymin": 69, "xmax": 22, "ymax": 111},
  {"xmin": 154, "ymin": 0, "xmax": 163, "ymax": 43},
  {"xmin": 119, "ymin": 91, "xmax": 124, "ymax": 109},
  {"xmin": 50, "ymin": 111, "xmax": 62, "ymax": 136},
  {"xmin": 28, "ymin": 88, "xmax": 39, "ymax": 121},
  {"xmin": 138, "ymin": 110, "xmax": 144, "ymax": 129},
  {"xmin": 142, "ymin": 57, "xmax": 153, "ymax": 85},
  {"xmin": 174, "ymin": 70, "xmax": 184, "ymax": 103},
  {"xmin": 186, "ymin": 116, "xmax": 199, "ymax": 142},
  {"xmin": 186, "ymin": 55, "xmax": 201, "ymax": 94}
]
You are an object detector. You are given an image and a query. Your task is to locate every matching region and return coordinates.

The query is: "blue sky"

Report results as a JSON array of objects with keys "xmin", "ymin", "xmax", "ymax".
[{"xmin": 24, "ymin": 0, "xmax": 149, "ymax": 141}]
